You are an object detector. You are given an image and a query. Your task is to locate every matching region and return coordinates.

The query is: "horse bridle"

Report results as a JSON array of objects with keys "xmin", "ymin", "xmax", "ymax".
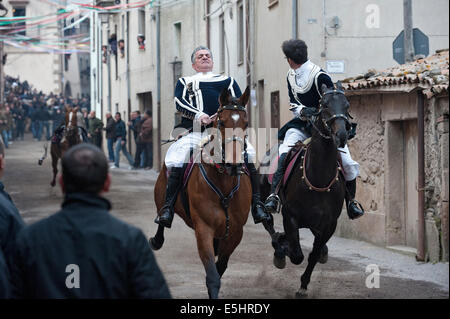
[
  {"xmin": 310, "ymin": 89, "xmax": 352, "ymax": 139},
  {"xmin": 198, "ymin": 104, "xmax": 248, "ymax": 239},
  {"xmin": 209, "ymin": 104, "xmax": 249, "ymax": 175},
  {"xmin": 217, "ymin": 104, "xmax": 248, "ymax": 146}
]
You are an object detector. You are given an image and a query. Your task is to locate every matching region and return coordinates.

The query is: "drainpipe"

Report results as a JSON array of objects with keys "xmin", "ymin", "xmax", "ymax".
[
  {"xmin": 126, "ymin": 1, "xmax": 132, "ymax": 154},
  {"xmin": 417, "ymin": 90, "xmax": 426, "ymax": 261},
  {"xmin": 292, "ymin": 0, "xmax": 298, "ymax": 39},
  {"xmin": 156, "ymin": 4, "xmax": 161, "ymax": 170},
  {"xmin": 107, "ymin": 26, "xmax": 112, "ymax": 113},
  {"xmin": 246, "ymin": 0, "xmax": 251, "ymax": 124},
  {"xmin": 206, "ymin": 0, "xmax": 210, "ymax": 47}
]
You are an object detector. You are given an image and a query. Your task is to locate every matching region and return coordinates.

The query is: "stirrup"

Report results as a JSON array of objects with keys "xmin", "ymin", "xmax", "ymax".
[
  {"xmin": 265, "ymin": 194, "xmax": 281, "ymax": 214},
  {"xmin": 348, "ymin": 200, "xmax": 364, "ymax": 220}
]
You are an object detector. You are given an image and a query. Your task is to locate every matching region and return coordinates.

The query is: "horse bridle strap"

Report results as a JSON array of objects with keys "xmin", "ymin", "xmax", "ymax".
[
  {"xmin": 219, "ymin": 105, "xmax": 247, "ymax": 112},
  {"xmin": 198, "ymin": 163, "xmax": 241, "ymax": 239},
  {"xmin": 301, "ymin": 145, "xmax": 343, "ymax": 193}
]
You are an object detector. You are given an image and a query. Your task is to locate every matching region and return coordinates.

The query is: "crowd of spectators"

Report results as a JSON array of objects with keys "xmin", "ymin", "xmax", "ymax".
[
  {"xmin": 1, "ymin": 76, "xmax": 154, "ymax": 171},
  {"xmin": 1, "ymin": 75, "xmax": 91, "ymax": 148}
]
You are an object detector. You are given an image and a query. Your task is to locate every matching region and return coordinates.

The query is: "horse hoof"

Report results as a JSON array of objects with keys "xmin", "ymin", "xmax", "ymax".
[
  {"xmin": 149, "ymin": 237, "xmax": 164, "ymax": 251},
  {"xmin": 295, "ymin": 289, "xmax": 308, "ymax": 299},
  {"xmin": 273, "ymin": 255, "xmax": 286, "ymax": 269},
  {"xmin": 319, "ymin": 246, "xmax": 328, "ymax": 264},
  {"xmin": 38, "ymin": 160, "xmax": 43, "ymax": 166},
  {"xmin": 319, "ymin": 253, "xmax": 328, "ymax": 264}
]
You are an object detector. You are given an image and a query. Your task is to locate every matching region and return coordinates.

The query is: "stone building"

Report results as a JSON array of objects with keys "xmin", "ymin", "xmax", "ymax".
[{"xmin": 338, "ymin": 49, "xmax": 449, "ymax": 262}]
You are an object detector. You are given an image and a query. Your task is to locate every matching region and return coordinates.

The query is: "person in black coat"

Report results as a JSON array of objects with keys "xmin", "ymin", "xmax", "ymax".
[
  {"xmin": 0, "ymin": 140, "xmax": 25, "ymax": 298},
  {"xmin": 0, "ymin": 250, "xmax": 10, "ymax": 298},
  {"xmin": 10, "ymin": 144, "xmax": 171, "ymax": 299}
]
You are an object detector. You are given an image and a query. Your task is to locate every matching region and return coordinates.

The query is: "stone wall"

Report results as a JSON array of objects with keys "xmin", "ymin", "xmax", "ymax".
[
  {"xmin": 335, "ymin": 94, "xmax": 386, "ymax": 246},
  {"xmin": 424, "ymin": 95, "xmax": 449, "ymax": 261},
  {"xmin": 336, "ymin": 91, "xmax": 449, "ymax": 262}
]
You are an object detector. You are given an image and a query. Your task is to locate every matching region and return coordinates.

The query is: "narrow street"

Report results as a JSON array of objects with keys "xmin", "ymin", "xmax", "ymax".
[{"xmin": 3, "ymin": 134, "xmax": 449, "ymax": 299}]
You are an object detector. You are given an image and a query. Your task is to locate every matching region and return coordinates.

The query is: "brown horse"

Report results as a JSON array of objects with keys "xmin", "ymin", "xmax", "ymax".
[
  {"xmin": 39, "ymin": 106, "xmax": 82, "ymax": 187},
  {"xmin": 151, "ymin": 88, "xmax": 252, "ymax": 299}
]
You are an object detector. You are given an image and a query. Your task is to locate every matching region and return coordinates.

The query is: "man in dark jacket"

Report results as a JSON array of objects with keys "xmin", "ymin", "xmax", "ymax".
[
  {"xmin": 10, "ymin": 144, "xmax": 171, "ymax": 299},
  {"xmin": 51, "ymin": 105, "xmax": 66, "ymax": 134},
  {"xmin": 0, "ymin": 250, "xmax": 10, "ymax": 298},
  {"xmin": 88, "ymin": 111, "xmax": 104, "ymax": 149},
  {"xmin": 104, "ymin": 112, "xmax": 116, "ymax": 162},
  {"xmin": 0, "ymin": 140, "xmax": 25, "ymax": 298},
  {"xmin": 128, "ymin": 111, "xmax": 145, "ymax": 168},
  {"xmin": 133, "ymin": 110, "xmax": 153, "ymax": 170},
  {"xmin": 112, "ymin": 112, "xmax": 134, "ymax": 169}
]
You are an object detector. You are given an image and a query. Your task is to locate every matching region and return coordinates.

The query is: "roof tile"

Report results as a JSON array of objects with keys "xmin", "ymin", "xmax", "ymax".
[{"xmin": 342, "ymin": 49, "xmax": 449, "ymax": 98}]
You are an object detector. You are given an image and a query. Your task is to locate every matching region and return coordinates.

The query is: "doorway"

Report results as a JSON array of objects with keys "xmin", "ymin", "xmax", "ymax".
[{"xmin": 386, "ymin": 119, "xmax": 418, "ymax": 249}]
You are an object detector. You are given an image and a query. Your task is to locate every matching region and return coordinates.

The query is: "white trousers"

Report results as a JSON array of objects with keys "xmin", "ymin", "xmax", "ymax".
[
  {"xmin": 279, "ymin": 128, "xmax": 360, "ymax": 181},
  {"xmin": 165, "ymin": 132, "xmax": 256, "ymax": 169}
]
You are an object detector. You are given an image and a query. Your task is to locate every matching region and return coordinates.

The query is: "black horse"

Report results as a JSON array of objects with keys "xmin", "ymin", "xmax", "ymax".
[{"xmin": 261, "ymin": 82, "xmax": 351, "ymax": 298}]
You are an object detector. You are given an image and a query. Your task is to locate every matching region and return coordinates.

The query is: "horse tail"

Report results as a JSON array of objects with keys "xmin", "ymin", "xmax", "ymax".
[{"xmin": 38, "ymin": 143, "xmax": 48, "ymax": 166}]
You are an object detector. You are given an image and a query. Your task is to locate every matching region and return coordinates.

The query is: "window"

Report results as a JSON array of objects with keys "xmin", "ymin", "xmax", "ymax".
[
  {"xmin": 64, "ymin": 54, "xmax": 70, "ymax": 72},
  {"xmin": 12, "ymin": 7, "xmax": 26, "ymax": 36},
  {"xmin": 174, "ymin": 22, "xmax": 182, "ymax": 60},
  {"xmin": 271, "ymin": 91, "xmax": 280, "ymax": 129},
  {"xmin": 219, "ymin": 13, "xmax": 225, "ymax": 73},
  {"xmin": 237, "ymin": 1, "xmax": 244, "ymax": 65},
  {"xmin": 138, "ymin": 8, "xmax": 145, "ymax": 38}
]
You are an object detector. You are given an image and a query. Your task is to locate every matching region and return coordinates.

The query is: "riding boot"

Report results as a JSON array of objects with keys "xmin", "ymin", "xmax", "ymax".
[
  {"xmin": 264, "ymin": 153, "xmax": 288, "ymax": 214},
  {"xmin": 156, "ymin": 167, "xmax": 184, "ymax": 228},
  {"xmin": 247, "ymin": 163, "xmax": 271, "ymax": 224},
  {"xmin": 345, "ymin": 179, "xmax": 364, "ymax": 220}
]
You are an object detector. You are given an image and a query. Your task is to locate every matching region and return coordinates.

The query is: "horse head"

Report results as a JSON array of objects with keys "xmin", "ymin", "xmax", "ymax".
[
  {"xmin": 65, "ymin": 106, "xmax": 79, "ymax": 142},
  {"xmin": 319, "ymin": 82, "xmax": 351, "ymax": 148},
  {"xmin": 214, "ymin": 87, "xmax": 250, "ymax": 175}
]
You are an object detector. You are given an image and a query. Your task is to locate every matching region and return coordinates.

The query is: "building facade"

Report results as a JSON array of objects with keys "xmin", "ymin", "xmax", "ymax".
[
  {"xmin": 3, "ymin": 0, "xmax": 91, "ymax": 97},
  {"xmin": 3, "ymin": 0, "xmax": 61, "ymax": 94},
  {"xmin": 90, "ymin": 0, "xmax": 449, "ymax": 257}
]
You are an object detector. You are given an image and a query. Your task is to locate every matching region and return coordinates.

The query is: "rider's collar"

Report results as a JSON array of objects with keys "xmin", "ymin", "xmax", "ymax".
[
  {"xmin": 293, "ymin": 60, "xmax": 316, "ymax": 87},
  {"xmin": 193, "ymin": 72, "xmax": 215, "ymax": 79}
]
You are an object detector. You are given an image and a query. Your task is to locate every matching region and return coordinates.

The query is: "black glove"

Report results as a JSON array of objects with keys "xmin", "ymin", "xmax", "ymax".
[
  {"xmin": 300, "ymin": 107, "xmax": 317, "ymax": 118},
  {"xmin": 348, "ymin": 123, "xmax": 357, "ymax": 140}
]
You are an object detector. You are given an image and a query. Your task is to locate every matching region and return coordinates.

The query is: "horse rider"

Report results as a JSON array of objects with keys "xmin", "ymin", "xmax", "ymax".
[
  {"xmin": 156, "ymin": 46, "xmax": 271, "ymax": 229},
  {"xmin": 264, "ymin": 39, "xmax": 364, "ymax": 220},
  {"xmin": 53, "ymin": 106, "xmax": 89, "ymax": 144}
]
